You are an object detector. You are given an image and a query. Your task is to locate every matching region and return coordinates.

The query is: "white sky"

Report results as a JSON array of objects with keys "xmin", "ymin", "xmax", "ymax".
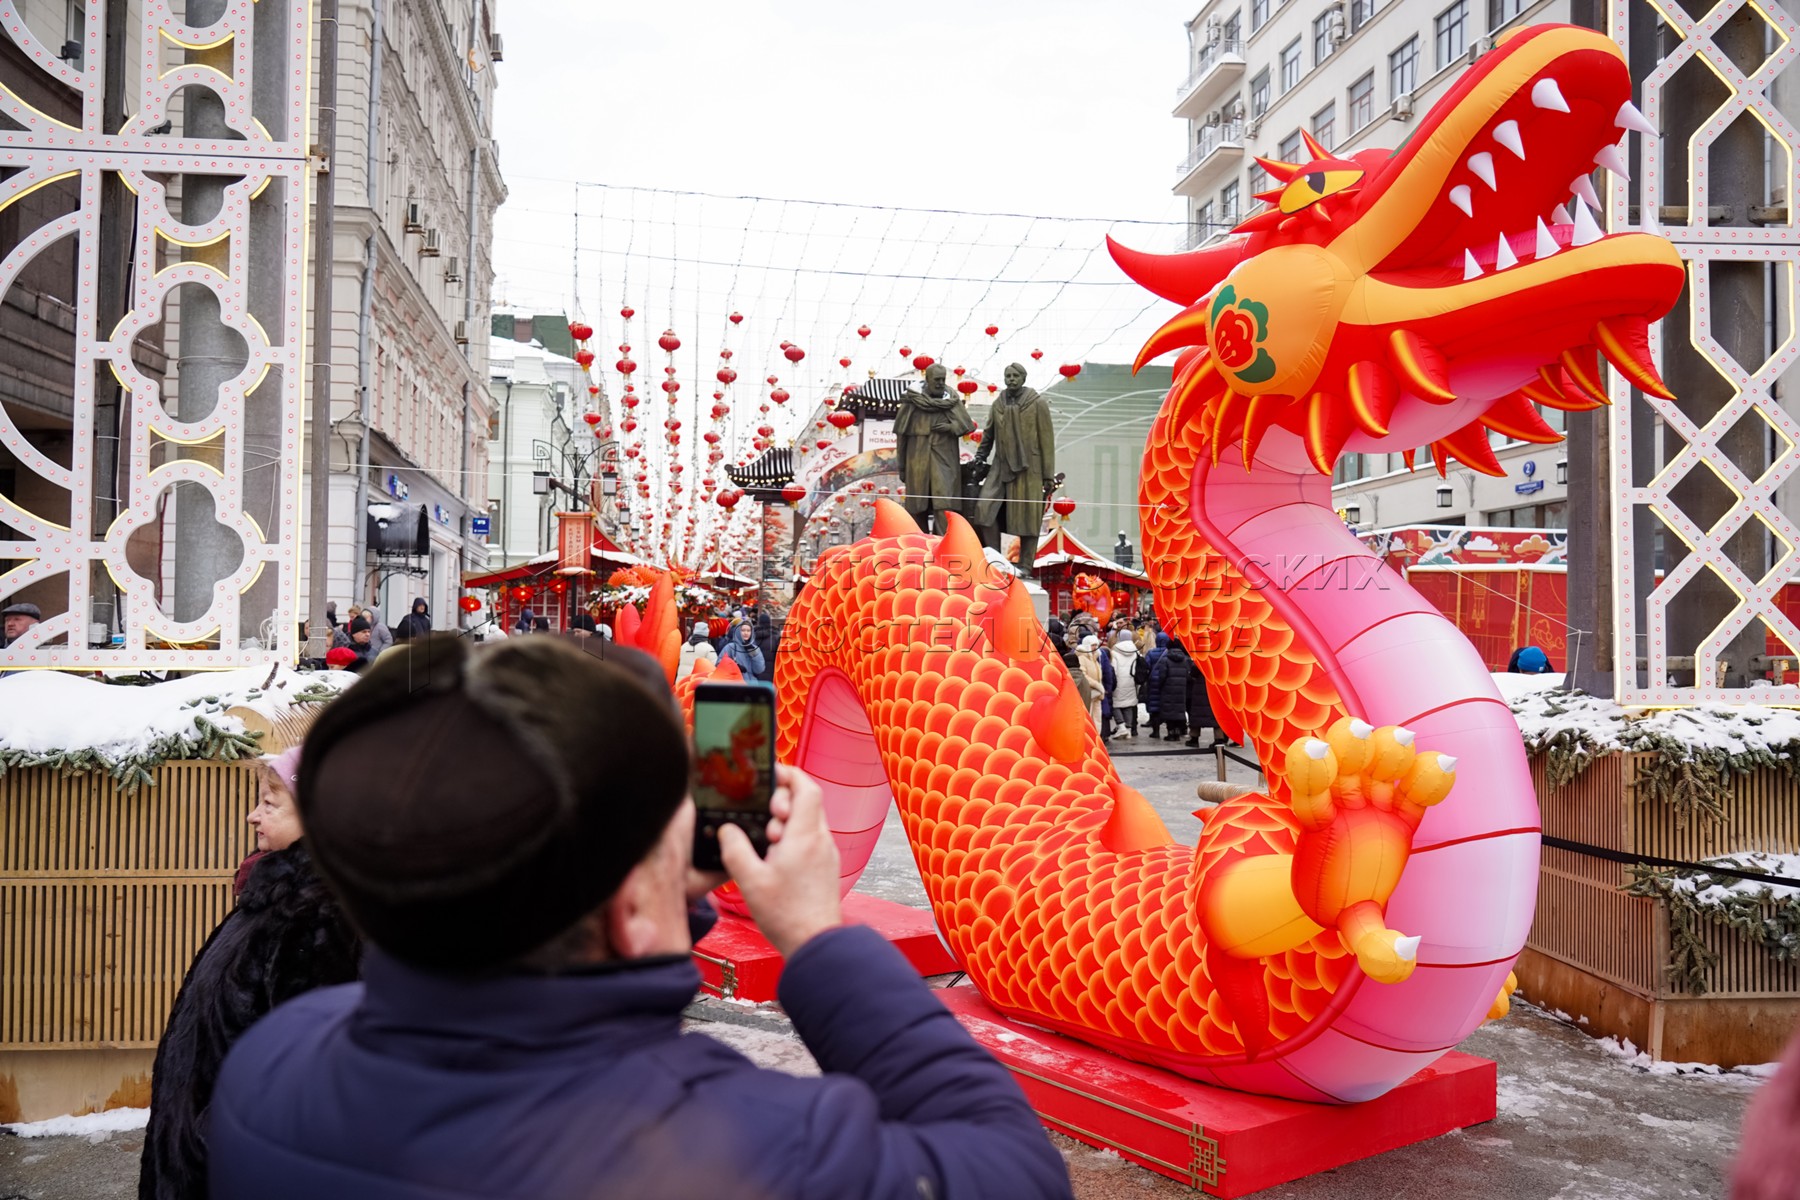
[{"xmin": 490, "ymin": 0, "xmax": 1200, "ymax": 561}]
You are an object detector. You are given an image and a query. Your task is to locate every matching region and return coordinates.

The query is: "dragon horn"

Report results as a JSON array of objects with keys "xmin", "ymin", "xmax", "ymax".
[
  {"xmin": 1522, "ymin": 379, "xmax": 1603, "ymax": 412},
  {"xmin": 1135, "ymin": 302, "xmax": 1212, "ymax": 373},
  {"xmin": 935, "ymin": 511, "xmax": 991, "ymax": 590},
  {"xmin": 1241, "ymin": 394, "xmax": 1290, "ymax": 471},
  {"xmin": 1593, "ymin": 316, "xmax": 1675, "ymax": 400},
  {"xmin": 1106, "ymin": 234, "xmax": 1250, "ymax": 306},
  {"xmin": 871, "ymin": 498, "xmax": 923, "ymax": 538},
  {"xmin": 1254, "ymin": 155, "xmax": 1305, "ymax": 181},
  {"xmin": 1438, "ymin": 423, "xmax": 1507, "ymax": 476},
  {"xmin": 1346, "ymin": 360, "xmax": 1398, "ymax": 436},
  {"xmin": 1303, "ymin": 392, "xmax": 1352, "ymax": 476},
  {"xmin": 1211, "ymin": 389, "xmax": 1252, "ymax": 467},
  {"xmin": 1300, "ymin": 128, "xmax": 1332, "ymax": 161},
  {"xmin": 1560, "ymin": 345, "xmax": 1608, "ymax": 402}
]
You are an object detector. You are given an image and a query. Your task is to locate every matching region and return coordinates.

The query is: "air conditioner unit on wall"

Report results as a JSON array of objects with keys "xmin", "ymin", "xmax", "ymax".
[
  {"xmin": 1246, "ymin": 116, "xmax": 1263, "ymax": 137},
  {"xmin": 453, "ymin": 320, "xmax": 469, "ymax": 345},
  {"xmin": 421, "ymin": 228, "xmax": 441, "ymax": 257},
  {"xmin": 444, "ymin": 256, "xmax": 462, "ymax": 283},
  {"xmin": 1392, "ymin": 93, "xmax": 1414, "ymax": 120}
]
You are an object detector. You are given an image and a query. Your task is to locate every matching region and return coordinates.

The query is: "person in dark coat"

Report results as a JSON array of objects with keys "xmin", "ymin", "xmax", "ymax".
[
  {"xmin": 1097, "ymin": 637, "xmax": 1116, "ymax": 737},
  {"xmin": 139, "ymin": 751, "xmax": 360, "ymax": 1200},
  {"xmin": 394, "ymin": 598, "xmax": 433, "ymax": 642},
  {"xmin": 340, "ymin": 616, "xmax": 378, "ymax": 673},
  {"xmin": 1150, "ymin": 639, "xmax": 1194, "ymax": 741},
  {"xmin": 753, "ymin": 609, "xmax": 777, "ymax": 682},
  {"xmin": 1047, "ymin": 618, "xmax": 1090, "ymax": 709},
  {"xmin": 1184, "ymin": 655, "xmax": 1220, "ymax": 748},
  {"xmin": 719, "ymin": 619, "xmax": 766, "ymax": 678},
  {"xmin": 207, "ymin": 636, "xmax": 1071, "ymax": 1200},
  {"xmin": 1143, "ymin": 631, "xmax": 1170, "ymax": 738}
]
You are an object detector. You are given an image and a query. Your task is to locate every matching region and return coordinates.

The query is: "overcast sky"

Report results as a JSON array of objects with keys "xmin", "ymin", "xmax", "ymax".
[{"xmin": 490, "ymin": 0, "xmax": 1199, "ymax": 558}]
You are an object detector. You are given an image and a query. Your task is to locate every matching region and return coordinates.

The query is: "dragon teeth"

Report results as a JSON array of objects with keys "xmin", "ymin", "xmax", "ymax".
[
  {"xmin": 1571, "ymin": 174, "xmax": 1602, "ymax": 210},
  {"xmin": 1572, "ymin": 197, "xmax": 1605, "ymax": 246},
  {"xmin": 1532, "ymin": 78, "xmax": 1570, "ymax": 112},
  {"xmin": 1464, "ymin": 249, "xmax": 1484, "ymax": 280},
  {"xmin": 1467, "ymin": 151, "xmax": 1499, "ymax": 190},
  {"xmin": 1495, "ymin": 234, "xmax": 1518, "ymax": 270},
  {"xmin": 1448, "ymin": 184, "xmax": 1475, "ymax": 217},
  {"xmin": 1535, "ymin": 217, "xmax": 1560, "ymax": 258},
  {"xmin": 1594, "ymin": 143, "xmax": 1631, "ymax": 180},
  {"xmin": 1493, "ymin": 120, "xmax": 1526, "ymax": 160},
  {"xmin": 1616, "ymin": 100, "xmax": 1657, "ymax": 136},
  {"xmin": 1551, "ymin": 203, "xmax": 1572, "ymax": 225}
]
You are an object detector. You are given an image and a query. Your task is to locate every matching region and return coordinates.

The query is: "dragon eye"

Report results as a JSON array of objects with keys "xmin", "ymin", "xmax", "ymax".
[{"xmin": 1279, "ymin": 167, "xmax": 1365, "ymax": 214}]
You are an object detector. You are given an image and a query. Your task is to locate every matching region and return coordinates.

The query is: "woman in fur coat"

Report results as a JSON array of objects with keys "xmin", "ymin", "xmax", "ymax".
[{"xmin": 138, "ymin": 748, "xmax": 361, "ymax": 1200}]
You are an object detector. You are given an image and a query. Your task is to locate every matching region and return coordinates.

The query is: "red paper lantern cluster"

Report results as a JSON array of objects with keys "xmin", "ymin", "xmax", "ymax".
[{"xmin": 458, "ymin": 595, "xmax": 482, "ymax": 614}]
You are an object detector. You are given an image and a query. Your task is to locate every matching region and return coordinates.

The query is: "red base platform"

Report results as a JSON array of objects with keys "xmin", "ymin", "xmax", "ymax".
[
  {"xmin": 692, "ymin": 893, "xmax": 959, "ymax": 1001},
  {"xmin": 938, "ymin": 987, "xmax": 1497, "ymax": 1197}
]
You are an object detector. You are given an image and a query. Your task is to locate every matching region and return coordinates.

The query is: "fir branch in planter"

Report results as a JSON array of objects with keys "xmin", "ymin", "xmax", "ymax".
[{"xmin": 1625, "ymin": 861, "xmax": 1800, "ymax": 994}]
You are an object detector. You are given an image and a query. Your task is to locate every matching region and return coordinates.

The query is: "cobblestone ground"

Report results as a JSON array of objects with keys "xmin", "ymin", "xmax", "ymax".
[{"xmin": 0, "ymin": 737, "xmax": 1772, "ymax": 1200}]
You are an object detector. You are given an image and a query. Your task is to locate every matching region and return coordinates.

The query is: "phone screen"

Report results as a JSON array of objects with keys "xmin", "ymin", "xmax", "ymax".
[{"xmin": 691, "ymin": 684, "xmax": 776, "ymax": 870}]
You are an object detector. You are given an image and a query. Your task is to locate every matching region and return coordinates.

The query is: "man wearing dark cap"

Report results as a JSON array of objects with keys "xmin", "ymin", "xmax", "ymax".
[
  {"xmin": 0, "ymin": 601, "xmax": 41, "ymax": 649},
  {"xmin": 208, "ymin": 635, "xmax": 1071, "ymax": 1200}
]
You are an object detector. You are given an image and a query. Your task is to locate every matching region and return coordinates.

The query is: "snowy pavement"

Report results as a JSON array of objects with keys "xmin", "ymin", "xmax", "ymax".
[{"xmin": 0, "ymin": 738, "xmax": 1776, "ymax": 1200}]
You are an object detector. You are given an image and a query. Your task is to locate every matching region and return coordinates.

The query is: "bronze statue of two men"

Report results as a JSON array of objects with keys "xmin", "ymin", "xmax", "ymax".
[{"xmin": 895, "ymin": 362, "xmax": 1055, "ymax": 577}]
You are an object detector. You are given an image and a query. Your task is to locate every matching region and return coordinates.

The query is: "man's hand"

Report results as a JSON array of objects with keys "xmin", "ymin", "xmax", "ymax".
[{"xmin": 719, "ymin": 764, "xmax": 843, "ymax": 958}]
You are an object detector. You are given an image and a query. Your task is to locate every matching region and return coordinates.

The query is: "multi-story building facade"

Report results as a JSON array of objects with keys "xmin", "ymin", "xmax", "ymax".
[
  {"xmin": 1172, "ymin": 0, "xmax": 1571, "ymax": 532},
  {"xmin": 314, "ymin": 0, "xmax": 506, "ymax": 626},
  {"xmin": 485, "ymin": 323, "xmax": 595, "ymax": 571}
]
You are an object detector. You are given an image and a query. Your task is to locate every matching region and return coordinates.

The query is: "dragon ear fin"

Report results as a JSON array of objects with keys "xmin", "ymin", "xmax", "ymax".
[
  {"xmin": 1430, "ymin": 441, "xmax": 1451, "ymax": 477},
  {"xmin": 1594, "ymin": 315, "xmax": 1675, "ymax": 400},
  {"xmin": 1479, "ymin": 392, "xmax": 1562, "ymax": 444},
  {"xmin": 1255, "ymin": 155, "xmax": 1304, "ymax": 181},
  {"xmin": 1402, "ymin": 448, "xmax": 1417, "ymax": 471},
  {"xmin": 1439, "ymin": 423, "xmax": 1508, "ymax": 476},
  {"xmin": 871, "ymin": 498, "xmax": 922, "ymax": 538},
  {"xmin": 1387, "ymin": 329, "xmax": 1457, "ymax": 404},
  {"xmin": 1211, "ymin": 390, "xmax": 1253, "ymax": 467},
  {"xmin": 1560, "ymin": 345, "xmax": 1608, "ymax": 402},
  {"xmin": 1135, "ymin": 302, "xmax": 1213, "ymax": 373},
  {"xmin": 1301, "ymin": 129, "xmax": 1332, "ymax": 161},
  {"xmin": 1107, "ymin": 235, "xmax": 1250, "ymax": 306},
  {"xmin": 1346, "ymin": 361, "xmax": 1398, "ymax": 436}
]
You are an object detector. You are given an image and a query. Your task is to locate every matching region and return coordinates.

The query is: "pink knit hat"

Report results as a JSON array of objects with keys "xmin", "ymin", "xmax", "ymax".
[{"xmin": 264, "ymin": 745, "xmax": 304, "ymax": 793}]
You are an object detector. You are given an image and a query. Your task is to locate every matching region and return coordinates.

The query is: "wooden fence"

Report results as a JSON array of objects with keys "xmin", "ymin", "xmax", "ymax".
[{"xmin": 1521, "ymin": 752, "xmax": 1800, "ymax": 1064}]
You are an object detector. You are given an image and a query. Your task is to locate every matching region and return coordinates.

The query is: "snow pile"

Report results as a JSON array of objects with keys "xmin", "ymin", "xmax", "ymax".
[
  {"xmin": 1490, "ymin": 671, "xmax": 1567, "ymax": 704},
  {"xmin": 1668, "ymin": 852, "xmax": 1800, "ymax": 905},
  {"xmin": 0, "ymin": 666, "xmax": 353, "ymax": 786},
  {"xmin": 3, "ymin": 1106, "xmax": 148, "ymax": 1138},
  {"xmin": 1592, "ymin": 1036, "xmax": 1779, "ymax": 1082}
]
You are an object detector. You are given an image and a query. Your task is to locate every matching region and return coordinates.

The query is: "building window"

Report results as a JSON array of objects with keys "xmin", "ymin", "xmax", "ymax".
[
  {"xmin": 1196, "ymin": 200, "xmax": 1215, "ymax": 239},
  {"xmin": 1250, "ymin": 162, "xmax": 1273, "ymax": 196},
  {"xmin": 1250, "ymin": 69, "xmax": 1272, "ymax": 116},
  {"xmin": 1314, "ymin": 12, "xmax": 1333, "ymax": 65},
  {"xmin": 1348, "ymin": 71, "xmax": 1375, "ymax": 130},
  {"xmin": 1220, "ymin": 180, "xmax": 1241, "ymax": 224},
  {"xmin": 1280, "ymin": 39, "xmax": 1302, "ymax": 91},
  {"xmin": 1312, "ymin": 102, "xmax": 1336, "ymax": 151},
  {"xmin": 1489, "ymin": 0, "xmax": 1527, "ymax": 29},
  {"xmin": 1436, "ymin": 0, "xmax": 1469, "ymax": 68},
  {"xmin": 63, "ymin": 0, "xmax": 85, "ymax": 69},
  {"xmin": 1252, "ymin": 0, "xmax": 1271, "ymax": 29},
  {"xmin": 1389, "ymin": 37, "xmax": 1419, "ymax": 100},
  {"xmin": 1222, "ymin": 12, "xmax": 1243, "ymax": 44},
  {"xmin": 1278, "ymin": 130, "xmax": 1304, "ymax": 163},
  {"xmin": 1350, "ymin": 0, "xmax": 1376, "ymax": 32}
]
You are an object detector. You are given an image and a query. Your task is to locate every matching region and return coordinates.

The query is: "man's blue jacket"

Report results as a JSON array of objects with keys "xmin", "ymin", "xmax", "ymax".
[{"xmin": 209, "ymin": 924, "xmax": 1072, "ymax": 1199}]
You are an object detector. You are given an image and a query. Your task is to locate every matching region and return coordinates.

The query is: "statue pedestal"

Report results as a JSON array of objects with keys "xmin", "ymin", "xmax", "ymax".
[
  {"xmin": 936, "ymin": 987, "xmax": 1497, "ymax": 1197},
  {"xmin": 692, "ymin": 893, "xmax": 958, "ymax": 1001}
]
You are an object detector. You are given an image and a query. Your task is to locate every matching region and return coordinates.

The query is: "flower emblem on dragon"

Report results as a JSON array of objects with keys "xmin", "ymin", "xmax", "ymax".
[{"xmin": 1209, "ymin": 284, "xmax": 1276, "ymax": 385}]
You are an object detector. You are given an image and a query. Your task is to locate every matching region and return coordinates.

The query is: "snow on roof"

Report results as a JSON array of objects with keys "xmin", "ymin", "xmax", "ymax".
[
  {"xmin": 489, "ymin": 336, "xmax": 581, "ymax": 369},
  {"xmin": 0, "ymin": 666, "xmax": 353, "ymax": 765}
]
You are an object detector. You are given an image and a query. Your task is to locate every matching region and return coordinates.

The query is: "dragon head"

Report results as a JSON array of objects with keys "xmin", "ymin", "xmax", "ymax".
[{"xmin": 1111, "ymin": 24, "xmax": 1684, "ymax": 477}]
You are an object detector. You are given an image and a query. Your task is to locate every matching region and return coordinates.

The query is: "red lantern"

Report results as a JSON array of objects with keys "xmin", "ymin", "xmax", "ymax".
[
  {"xmin": 1059, "ymin": 363, "xmax": 1082, "ymax": 380},
  {"xmin": 588, "ymin": 385, "xmax": 600, "ymax": 396},
  {"xmin": 729, "ymin": 312, "xmax": 744, "ymax": 324},
  {"xmin": 912, "ymin": 354, "xmax": 934, "ymax": 371},
  {"xmin": 968, "ymin": 430, "xmax": 983, "ymax": 443},
  {"xmin": 856, "ymin": 325, "xmax": 871, "ymax": 339},
  {"xmin": 703, "ymin": 430, "xmax": 721, "ymax": 444},
  {"xmin": 620, "ymin": 305, "xmax": 635, "ymax": 319},
  {"xmin": 1052, "ymin": 496, "xmax": 1077, "ymax": 516},
  {"xmin": 956, "ymin": 380, "xmax": 978, "ymax": 396},
  {"xmin": 987, "ymin": 383, "xmax": 998, "ymax": 394},
  {"xmin": 770, "ymin": 388, "xmax": 789, "ymax": 405},
  {"xmin": 575, "ymin": 349, "xmax": 595, "ymax": 368},
  {"xmin": 568, "ymin": 322, "xmax": 593, "ymax": 342},
  {"xmin": 583, "ymin": 412, "xmax": 603, "ymax": 426},
  {"xmin": 765, "ymin": 375, "xmax": 779, "ymax": 386},
  {"xmin": 661, "ymin": 380, "xmax": 681, "ymax": 394},
  {"xmin": 952, "ymin": 366, "xmax": 965, "ymax": 377},
  {"xmin": 838, "ymin": 357, "xmax": 852, "ymax": 368},
  {"xmin": 757, "ymin": 424, "xmax": 774, "ymax": 438},
  {"xmin": 816, "ymin": 439, "xmax": 831, "ymax": 450},
  {"xmin": 621, "ymin": 395, "xmax": 639, "ymax": 409},
  {"xmin": 898, "ymin": 345, "xmax": 912, "ymax": 358},
  {"xmin": 458, "ymin": 595, "xmax": 481, "ymax": 614},
  {"xmin": 985, "ymin": 324, "xmax": 999, "ymax": 337},
  {"xmin": 1031, "ymin": 349, "xmax": 1044, "ymax": 360},
  {"xmin": 511, "ymin": 585, "xmax": 533, "ymax": 602},
  {"xmin": 615, "ymin": 358, "xmax": 637, "ymax": 374},
  {"xmin": 622, "ymin": 418, "xmax": 639, "ymax": 434},
  {"xmin": 828, "ymin": 410, "xmax": 856, "ymax": 430},
  {"xmin": 718, "ymin": 490, "xmax": 741, "ymax": 509},
  {"xmin": 716, "ymin": 367, "xmax": 737, "ymax": 385},
  {"xmin": 658, "ymin": 329, "xmax": 681, "ymax": 352},
  {"xmin": 782, "ymin": 482, "xmax": 807, "ymax": 503},
  {"xmin": 711, "ymin": 403, "xmax": 730, "ymax": 419},
  {"xmin": 784, "ymin": 345, "xmax": 805, "ymax": 364},
  {"xmin": 548, "ymin": 578, "xmax": 569, "ymax": 596}
]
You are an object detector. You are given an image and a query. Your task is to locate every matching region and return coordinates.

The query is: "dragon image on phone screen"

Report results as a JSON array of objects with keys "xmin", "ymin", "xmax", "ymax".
[{"xmin": 691, "ymin": 684, "xmax": 775, "ymax": 870}]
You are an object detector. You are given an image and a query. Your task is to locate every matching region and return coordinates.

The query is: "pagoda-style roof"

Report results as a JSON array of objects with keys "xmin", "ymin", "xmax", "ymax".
[
  {"xmin": 837, "ymin": 376, "xmax": 916, "ymax": 422},
  {"xmin": 461, "ymin": 527, "xmax": 650, "ymax": 587},
  {"xmin": 1035, "ymin": 525, "xmax": 1149, "ymax": 582},
  {"xmin": 725, "ymin": 446, "xmax": 796, "ymax": 500}
]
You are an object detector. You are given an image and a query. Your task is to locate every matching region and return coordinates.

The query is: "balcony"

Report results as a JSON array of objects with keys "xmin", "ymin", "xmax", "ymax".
[
  {"xmin": 1174, "ymin": 121, "xmax": 1244, "ymax": 197},
  {"xmin": 1173, "ymin": 38, "xmax": 1246, "ymax": 121}
]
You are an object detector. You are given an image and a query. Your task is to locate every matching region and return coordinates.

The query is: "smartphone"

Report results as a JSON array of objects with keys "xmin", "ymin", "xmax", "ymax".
[{"xmin": 690, "ymin": 682, "xmax": 777, "ymax": 871}]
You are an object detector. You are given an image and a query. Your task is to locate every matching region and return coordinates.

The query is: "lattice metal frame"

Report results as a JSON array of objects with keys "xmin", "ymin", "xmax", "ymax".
[
  {"xmin": 0, "ymin": 0, "xmax": 309, "ymax": 669},
  {"xmin": 1610, "ymin": 0, "xmax": 1800, "ymax": 704}
]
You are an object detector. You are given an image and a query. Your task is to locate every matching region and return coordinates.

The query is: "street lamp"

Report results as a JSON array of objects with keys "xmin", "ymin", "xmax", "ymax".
[
  {"xmin": 1556, "ymin": 457, "xmax": 1568, "ymax": 485},
  {"xmin": 532, "ymin": 470, "xmax": 551, "ymax": 496},
  {"xmin": 1435, "ymin": 482, "xmax": 1454, "ymax": 508},
  {"xmin": 1342, "ymin": 500, "xmax": 1362, "ymax": 525}
]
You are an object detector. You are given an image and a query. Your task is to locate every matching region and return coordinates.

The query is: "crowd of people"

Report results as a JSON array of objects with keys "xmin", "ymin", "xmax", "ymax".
[{"xmin": 1048, "ymin": 609, "xmax": 1235, "ymax": 749}]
